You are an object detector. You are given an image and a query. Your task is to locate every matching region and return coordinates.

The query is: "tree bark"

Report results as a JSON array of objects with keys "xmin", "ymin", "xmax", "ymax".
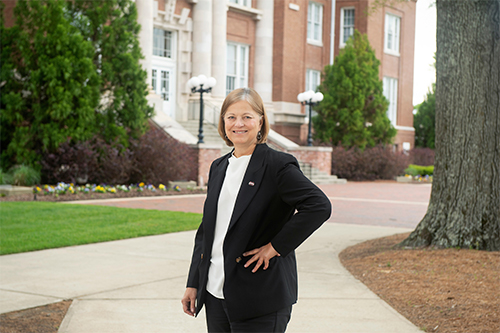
[{"xmin": 402, "ymin": 0, "xmax": 500, "ymax": 251}]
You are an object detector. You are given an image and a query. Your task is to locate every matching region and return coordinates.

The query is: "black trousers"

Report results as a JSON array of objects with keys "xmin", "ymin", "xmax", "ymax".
[{"xmin": 205, "ymin": 292, "xmax": 292, "ymax": 333}]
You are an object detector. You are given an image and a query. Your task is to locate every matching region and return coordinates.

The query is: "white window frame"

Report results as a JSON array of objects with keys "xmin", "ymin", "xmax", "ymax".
[
  {"xmin": 305, "ymin": 69, "xmax": 321, "ymax": 120},
  {"xmin": 153, "ymin": 28, "xmax": 175, "ymax": 59},
  {"xmin": 307, "ymin": 2, "xmax": 323, "ymax": 46},
  {"xmin": 226, "ymin": 42, "xmax": 249, "ymax": 95},
  {"xmin": 306, "ymin": 69, "xmax": 321, "ymax": 92},
  {"xmin": 339, "ymin": 7, "xmax": 355, "ymax": 48},
  {"xmin": 383, "ymin": 76, "xmax": 398, "ymax": 126},
  {"xmin": 229, "ymin": 0, "xmax": 251, "ymax": 7},
  {"xmin": 384, "ymin": 13, "xmax": 401, "ymax": 56}
]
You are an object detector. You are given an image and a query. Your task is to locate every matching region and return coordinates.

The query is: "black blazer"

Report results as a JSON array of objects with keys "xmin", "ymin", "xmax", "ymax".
[{"xmin": 186, "ymin": 143, "xmax": 331, "ymax": 321}]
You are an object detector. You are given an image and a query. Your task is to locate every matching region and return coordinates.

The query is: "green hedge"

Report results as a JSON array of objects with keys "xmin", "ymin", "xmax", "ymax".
[{"xmin": 404, "ymin": 164, "xmax": 434, "ymax": 176}]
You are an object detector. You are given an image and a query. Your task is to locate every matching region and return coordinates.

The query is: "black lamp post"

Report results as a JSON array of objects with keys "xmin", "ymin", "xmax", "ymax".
[
  {"xmin": 298, "ymin": 90, "xmax": 324, "ymax": 146},
  {"xmin": 187, "ymin": 75, "xmax": 217, "ymax": 144}
]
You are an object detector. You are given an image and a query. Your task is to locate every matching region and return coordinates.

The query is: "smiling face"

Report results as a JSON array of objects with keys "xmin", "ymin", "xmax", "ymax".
[{"xmin": 223, "ymin": 100, "xmax": 263, "ymax": 156}]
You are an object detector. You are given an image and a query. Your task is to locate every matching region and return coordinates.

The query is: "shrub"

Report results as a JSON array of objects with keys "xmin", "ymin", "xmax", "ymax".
[
  {"xmin": 332, "ymin": 145, "xmax": 410, "ymax": 181},
  {"xmin": 92, "ymin": 139, "xmax": 133, "ymax": 185},
  {"xmin": 0, "ymin": 168, "xmax": 13, "ymax": 185},
  {"xmin": 40, "ymin": 125, "xmax": 198, "ymax": 185},
  {"xmin": 129, "ymin": 125, "xmax": 197, "ymax": 184},
  {"xmin": 410, "ymin": 148, "xmax": 435, "ymax": 166},
  {"xmin": 41, "ymin": 140, "xmax": 99, "ymax": 185},
  {"xmin": 404, "ymin": 164, "xmax": 434, "ymax": 177},
  {"xmin": 414, "ymin": 84, "xmax": 436, "ymax": 149},
  {"xmin": 9, "ymin": 165, "xmax": 41, "ymax": 186}
]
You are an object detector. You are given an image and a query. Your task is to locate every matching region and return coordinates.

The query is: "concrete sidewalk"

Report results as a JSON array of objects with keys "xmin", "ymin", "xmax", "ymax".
[{"xmin": 0, "ymin": 222, "xmax": 422, "ymax": 332}]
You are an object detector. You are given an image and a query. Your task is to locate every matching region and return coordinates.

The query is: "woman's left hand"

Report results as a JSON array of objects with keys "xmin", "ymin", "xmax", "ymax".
[{"xmin": 243, "ymin": 242, "xmax": 280, "ymax": 273}]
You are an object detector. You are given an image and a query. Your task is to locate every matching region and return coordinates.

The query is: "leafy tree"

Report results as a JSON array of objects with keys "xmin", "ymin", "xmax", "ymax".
[
  {"xmin": 0, "ymin": 0, "xmax": 100, "ymax": 169},
  {"xmin": 414, "ymin": 83, "xmax": 436, "ymax": 149},
  {"xmin": 0, "ymin": 0, "xmax": 153, "ymax": 170},
  {"xmin": 313, "ymin": 30, "xmax": 396, "ymax": 149},
  {"xmin": 66, "ymin": 0, "xmax": 153, "ymax": 143},
  {"xmin": 402, "ymin": 0, "xmax": 500, "ymax": 251}
]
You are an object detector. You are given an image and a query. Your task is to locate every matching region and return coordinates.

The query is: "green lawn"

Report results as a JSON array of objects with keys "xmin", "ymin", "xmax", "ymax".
[{"xmin": 0, "ymin": 202, "xmax": 202, "ymax": 255}]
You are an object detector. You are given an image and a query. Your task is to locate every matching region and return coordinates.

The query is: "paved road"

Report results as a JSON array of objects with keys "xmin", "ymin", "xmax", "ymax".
[{"xmin": 73, "ymin": 181, "xmax": 432, "ymax": 229}]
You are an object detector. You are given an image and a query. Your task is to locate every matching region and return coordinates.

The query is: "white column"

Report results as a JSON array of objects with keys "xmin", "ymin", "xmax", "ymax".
[
  {"xmin": 192, "ymin": 0, "xmax": 213, "ymax": 77},
  {"xmin": 211, "ymin": 1, "xmax": 227, "ymax": 98},
  {"xmin": 330, "ymin": 0, "xmax": 336, "ymax": 65},
  {"xmin": 136, "ymin": 0, "xmax": 153, "ymax": 88},
  {"xmin": 254, "ymin": 0, "xmax": 274, "ymax": 104}
]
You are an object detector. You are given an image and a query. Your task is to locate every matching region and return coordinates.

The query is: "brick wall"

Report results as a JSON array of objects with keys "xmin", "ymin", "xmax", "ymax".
[
  {"xmin": 195, "ymin": 143, "xmax": 333, "ymax": 185},
  {"xmin": 175, "ymin": 0, "xmax": 193, "ymax": 16},
  {"xmin": 273, "ymin": 0, "xmax": 332, "ymax": 104},
  {"xmin": 271, "ymin": 123, "xmax": 302, "ymax": 144},
  {"xmin": 227, "ymin": 10, "xmax": 256, "ymax": 87},
  {"xmin": 393, "ymin": 129, "xmax": 415, "ymax": 151},
  {"xmin": 287, "ymin": 146, "xmax": 333, "ymax": 175},
  {"xmin": 196, "ymin": 144, "xmax": 223, "ymax": 186},
  {"xmin": 270, "ymin": 145, "xmax": 333, "ymax": 175}
]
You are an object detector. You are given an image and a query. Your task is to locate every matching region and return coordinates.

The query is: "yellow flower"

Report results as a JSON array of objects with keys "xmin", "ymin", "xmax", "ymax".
[
  {"xmin": 159, "ymin": 184, "xmax": 165, "ymax": 190},
  {"xmin": 139, "ymin": 182, "xmax": 145, "ymax": 187}
]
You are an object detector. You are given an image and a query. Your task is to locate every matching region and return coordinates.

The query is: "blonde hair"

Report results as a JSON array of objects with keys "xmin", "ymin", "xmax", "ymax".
[{"xmin": 218, "ymin": 87, "xmax": 270, "ymax": 147}]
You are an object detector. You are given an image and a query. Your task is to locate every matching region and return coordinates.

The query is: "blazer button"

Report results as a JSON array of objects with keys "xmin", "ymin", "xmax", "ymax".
[
  {"xmin": 235, "ymin": 257, "xmax": 242, "ymax": 263},
  {"xmin": 201, "ymin": 253, "xmax": 204, "ymax": 259}
]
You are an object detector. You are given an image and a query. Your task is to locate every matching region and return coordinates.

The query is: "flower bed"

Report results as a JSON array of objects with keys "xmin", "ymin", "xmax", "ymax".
[
  {"xmin": 397, "ymin": 174, "xmax": 433, "ymax": 183},
  {"xmin": 34, "ymin": 182, "xmax": 181, "ymax": 196},
  {"xmin": 0, "ymin": 182, "xmax": 205, "ymax": 202}
]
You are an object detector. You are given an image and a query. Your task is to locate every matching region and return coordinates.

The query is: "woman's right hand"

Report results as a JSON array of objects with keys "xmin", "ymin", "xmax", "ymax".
[{"xmin": 181, "ymin": 287, "xmax": 198, "ymax": 317}]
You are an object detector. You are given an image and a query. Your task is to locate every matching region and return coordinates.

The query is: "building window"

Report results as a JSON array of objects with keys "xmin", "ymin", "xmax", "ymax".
[
  {"xmin": 153, "ymin": 28, "xmax": 173, "ymax": 58},
  {"xmin": 152, "ymin": 69, "xmax": 157, "ymax": 91},
  {"xmin": 229, "ymin": 0, "xmax": 251, "ymax": 7},
  {"xmin": 384, "ymin": 14, "xmax": 400, "ymax": 55},
  {"xmin": 307, "ymin": 2, "xmax": 323, "ymax": 45},
  {"xmin": 306, "ymin": 69, "xmax": 321, "ymax": 92},
  {"xmin": 226, "ymin": 43, "xmax": 249, "ymax": 95},
  {"xmin": 161, "ymin": 70, "xmax": 170, "ymax": 101},
  {"xmin": 340, "ymin": 8, "xmax": 355, "ymax": 47},
  {"xmin": 383, "ymin": 77, "xmax": 398, "ymax": 126}
]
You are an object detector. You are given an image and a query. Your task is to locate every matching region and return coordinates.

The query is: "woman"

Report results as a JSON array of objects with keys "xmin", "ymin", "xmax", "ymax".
[{"xmin": 181, "ymin": 88, "xmax": 331, "ymax": 332}]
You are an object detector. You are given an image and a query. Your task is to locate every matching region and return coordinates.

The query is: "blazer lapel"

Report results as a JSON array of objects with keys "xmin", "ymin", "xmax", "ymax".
[
  {"xmin": 228, "ymin": 144, "xmax": 268, "ymax": 231},
  {"xmin": 203, "ymin": 154, "xmax": 230, "ymax": 237}
]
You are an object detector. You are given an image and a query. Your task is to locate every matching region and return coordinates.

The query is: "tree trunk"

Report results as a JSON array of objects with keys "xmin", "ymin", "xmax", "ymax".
[{"xmin": 402, "ymin": 0, "xmax": 500, "ymax": 251}]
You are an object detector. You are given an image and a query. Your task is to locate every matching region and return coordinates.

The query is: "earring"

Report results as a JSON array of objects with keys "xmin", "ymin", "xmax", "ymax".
[{"xmin": 257, "ymin": 131, "xmax": 262, "ymax": 140}]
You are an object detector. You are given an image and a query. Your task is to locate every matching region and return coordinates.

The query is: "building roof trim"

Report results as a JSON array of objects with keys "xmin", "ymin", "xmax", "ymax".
[{"xmin": 227, "ymin": 2, "xmax": 263, "ymax": 21}]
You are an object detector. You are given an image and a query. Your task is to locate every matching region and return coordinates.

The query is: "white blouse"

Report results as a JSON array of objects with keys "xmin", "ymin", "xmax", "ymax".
[{"xmin": 206, "ymin": 153, "xmax": 252, "ymax": 299}]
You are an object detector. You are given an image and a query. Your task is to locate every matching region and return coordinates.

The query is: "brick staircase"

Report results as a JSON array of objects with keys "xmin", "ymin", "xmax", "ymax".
[{"xmin": 298, "ymin": 162, "xmax": 345, "ymax": 184}]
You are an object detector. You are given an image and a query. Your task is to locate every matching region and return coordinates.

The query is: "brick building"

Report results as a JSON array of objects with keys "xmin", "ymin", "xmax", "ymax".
[
  {"xmin": 131, "ymin": 0, "xmax": 416, "ymax": 150},
  {"xmin": 2, "ymin": 0, "xmax": 417, "ymax": 183}
]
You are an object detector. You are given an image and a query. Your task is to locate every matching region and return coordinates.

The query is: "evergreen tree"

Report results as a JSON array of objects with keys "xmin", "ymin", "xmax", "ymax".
[
  {"xmin": 414, "ymin": 84, "xmax": 436, "ymax": 149},
  {"xmin": 0, "ymin": 0, "xmax": 100, "ymax": 169},
  {"xmin": 0, "ymin": 0, "xmax": 153, "ymax": 169},
  {"xmin": 313, "ymin": 30, "xmax": 396, "ymax": 149},
  {"xmin": 67, "ymin": 0, "xmax": 153, "ymax": 143}
]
